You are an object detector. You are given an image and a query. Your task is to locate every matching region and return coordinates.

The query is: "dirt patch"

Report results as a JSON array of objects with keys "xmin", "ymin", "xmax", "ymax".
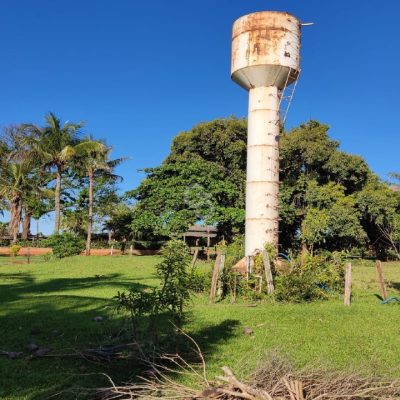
[
  {"xmin": 0, "ymin": 247, "xmax": 52, "ymax": 256},
  {"xmin": 0, "ymin": 247, "xmax": 162, "ymax": 256}
]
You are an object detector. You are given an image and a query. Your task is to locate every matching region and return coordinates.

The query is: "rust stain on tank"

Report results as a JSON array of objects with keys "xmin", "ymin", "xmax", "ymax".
[
  {"xmin": 232, "ymin": 11, "xmax": 297, "ymax": 40},
  {"xmin": 249, "ymin": 28, "xmax": 286, "ymax": 60}
]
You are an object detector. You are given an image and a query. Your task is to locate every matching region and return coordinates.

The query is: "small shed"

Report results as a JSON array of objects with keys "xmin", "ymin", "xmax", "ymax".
[{"xmin": 182, "ymin": 225, "xmax": 218, "ymax": 247}]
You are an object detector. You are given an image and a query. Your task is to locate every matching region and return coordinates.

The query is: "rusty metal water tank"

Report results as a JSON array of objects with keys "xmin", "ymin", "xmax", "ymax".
[{"xmin": 231, "ymin": 11, "xmax": 301, "ymax": 90}]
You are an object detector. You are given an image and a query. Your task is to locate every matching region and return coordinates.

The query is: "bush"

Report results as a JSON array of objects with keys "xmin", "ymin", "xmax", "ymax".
[
  {"xmin": 9, "ymin": 245, "xmax": 21, "ymax": 257},
  {"xmin": 187, "ymin": 268, "xmax": 212, "ymax": 293},
  {"xmin": 90, "ymin": 240, "xmax": 167, "ymax": 251},
  {"xmin": 131, "ymin": 240, "xmax": 166, "ymax": 250},
  {"xmin": 0, "ymin": 239, "xmax": 11, "ymax": 247},
  {"xmin": 44, "ymin": 232, "xmax": 85, "ymax": 259},
  {"xmin": 274, "ymin": 252, "xmax": 346, "ymax": 303},
  {"xmin": 17, "ymin": 239, "xmax": 47, "ymax": 248}
]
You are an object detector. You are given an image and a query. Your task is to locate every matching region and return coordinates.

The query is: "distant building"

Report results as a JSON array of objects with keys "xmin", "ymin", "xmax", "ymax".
[{"xmin": 182, "ymin": 225, "xmax": 218, "ymax": 247}]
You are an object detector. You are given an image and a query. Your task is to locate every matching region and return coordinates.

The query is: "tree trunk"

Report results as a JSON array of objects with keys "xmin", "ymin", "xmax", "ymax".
[
  {"xmin": 36, "ymin": 218, "xmax": 39, "ymax": 240},
  {"xmin": 54, "ymin": 165, "xmax": 62, "ymax": 233},
  {"xmin": 8, "ymin": 194, "xmax": 22, "ymax": 244},
  {"xmin": 86, "ymin": 173, "xmax": 94, "ymax": 256},
  {"xmin": 21, "ymin": 209, "xmax": 33, "ymax": 240}
]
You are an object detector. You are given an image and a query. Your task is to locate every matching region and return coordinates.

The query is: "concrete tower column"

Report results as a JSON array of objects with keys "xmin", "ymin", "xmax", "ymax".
[{"xmin": 245, "ymin": 86, "xmax": 280, "ymax": 256}]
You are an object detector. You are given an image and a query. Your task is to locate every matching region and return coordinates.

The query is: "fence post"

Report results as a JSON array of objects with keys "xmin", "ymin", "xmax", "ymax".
[
  {"xmin": 216, "ymin": 254, "xmax": 225, "ymax": 296},
  {"xmin": 191, "ymin": 249, "xmax": 199, "ymax": 268},
  {"xmin": 210, "ymin": 254, "xmax": 221, "ymax": 303},
  {"xmin": 262, "ymin": 250, "xmax": 274, "ymax": 294},
  {"xmin": 376, "ymin": 260, "xmax": 387, "ymax": 301},
  {"xmin": 344, "ymin": 262, "xmax": 352, "ymax": 306}
]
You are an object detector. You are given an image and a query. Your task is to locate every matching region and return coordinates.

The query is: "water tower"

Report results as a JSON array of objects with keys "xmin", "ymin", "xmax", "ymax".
[{"xmin": 231, "ymin": 11, "xmax": 302, "ymax": 261}]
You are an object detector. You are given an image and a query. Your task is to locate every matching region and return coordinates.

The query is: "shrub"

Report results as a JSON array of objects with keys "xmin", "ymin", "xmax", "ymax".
[
  {"xmin": 17, "ymin": 239, "xmax": 47, "ymax": 248},
  {"xmin": 44, "ymin": 232, "xmax": 85, "ymax": 259},
  {"xmin": 274, "ymin": 252, "xmax": 346, "ymax": 302},
  {"xmin": 0, "ymin": 239, "xmax": 11, "ymax": 247},
  {"xmin": 9, "ymin": 245, "xmax": 21, "ymax": 257},
  {"xmin": 132, "ymin": 240, "xmax": 166, "ymax": 250},
  {"xmin": 187, "ymin": 268, "xmax": 212, "ymax": 293},
  {"xmin": 90, "ymin": 240, "xmax": 167, "ymax": 251}
]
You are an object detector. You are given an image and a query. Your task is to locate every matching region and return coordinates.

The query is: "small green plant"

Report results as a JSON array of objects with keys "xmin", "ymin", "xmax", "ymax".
[
  {"xmin": 115, "ymin": 289, "xmax": 158, "ymax": 338},
  {"xmin": 156, "ymin": 239, "xmax": 192, "ymax": 326},
  {"xmin": 43, "ymin": 252, "xmax": 52, "ymax": 261},
  {"xmin": 44, "ymin": 232, "xmax": 85, "ymax": 259},
  {"xmin": 115, "ymin": 239, "xmax": 193, "ymax": 338},
  {"xmin": 9, "ymin": 245, "xmax": 21, "ymax": 257},
  {"xmin": 187, "ymin": 268, "xmax": 211, "ymax": 293}
]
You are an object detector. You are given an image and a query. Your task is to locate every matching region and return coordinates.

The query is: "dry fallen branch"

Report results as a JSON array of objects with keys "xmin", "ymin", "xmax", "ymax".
[
  {"xmin": 28, "ymin": 343, "xmax": 142, "ymax": 363},
  {"xmin": 97, "ymin": 349, "xmax": 400, "ymax": 400}
]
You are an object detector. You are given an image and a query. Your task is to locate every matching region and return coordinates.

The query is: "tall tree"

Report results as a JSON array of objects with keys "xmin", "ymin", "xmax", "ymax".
[
  {"xmin": 22, "ymin": 112, "xmax": 85, "ymax": 233},
  {"xmin": 73, "ymin": 139, "xmax": 128, "ymax": 255},
  {"xmin": 128, "ymin": 117, "xmax": 391, "ymax": 256},
  {"xmin": 279, "ymin": 120, "xmax": 372, "ymax": 251},
  {"xmin": 0, "ymin": 161, "xmax": 35, "ymax": 242},
  {"xmin": 127, "ymin": 117, "xmax": 247, "ymax": 239},
  {"xmin": 356, "ymin": 179, "xmax": 400, "ymax": 259}
]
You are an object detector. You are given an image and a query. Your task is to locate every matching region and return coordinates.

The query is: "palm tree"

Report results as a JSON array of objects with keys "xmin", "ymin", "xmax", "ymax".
[
  {"xmin": 22, "ymin": 112, "xmax": 85, "ymax": 233},
  {"xmin": 0, "ymin": 161, "xmax": 35, "ymax": 242},
  {"xmin": 73, "ymin": 138, "xmax": 129, "ymax": 255},
  {"xmin": 389, "ymin": 172, "xmax": 400, "ymax": 190}
]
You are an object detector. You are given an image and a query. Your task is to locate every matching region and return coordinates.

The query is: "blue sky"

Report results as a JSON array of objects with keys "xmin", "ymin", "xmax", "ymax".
[{"xmin": 1, "ymin": 0, "xmax": 399, "ymax": 234}]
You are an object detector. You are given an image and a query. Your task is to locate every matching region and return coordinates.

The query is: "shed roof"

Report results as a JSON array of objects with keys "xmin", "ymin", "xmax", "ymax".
[{"xmin": 183, "ymin": 225, "xmax": 217, "ymax": 238}]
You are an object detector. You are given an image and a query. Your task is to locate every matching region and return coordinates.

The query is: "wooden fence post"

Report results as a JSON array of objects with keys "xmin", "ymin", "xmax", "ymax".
[
  {"xmin": 231, "ymin": 274, "xmax": 237, "ymax": 303},
  {"xmin": 216, "ymin": 254, "xmax": 225, "ymax": 296},
  {"xmin": 27, "ymin": 247, "xmax": 30, "ymax": 264},
  {"xmin": 110, "ymin": 245, "xmax": 114, "ymax": 256},
  {"xmin": 344, "ymin": 262, "xmax": 352, "ymax": 306},
  {"xmin": 376, "ymin": 260, "xmax": 387, "ymax": 301},
  {"xmin": 210, "ymin": 254, "xmax": 221, "ymax": 303},
  {"xmin": 191, "ymin": 249, "xmax": 199, "ymax": 268},
  {"xmin": 262, "ymin": 250, "xmax": 274, "ymax": 294},
  {"xmin": 210, "ymin": 254, "xmax": 225, "ymax": 302},
  {"xmin": 130, "ymin": 245, "xmax": 133, "ymax": 256}
]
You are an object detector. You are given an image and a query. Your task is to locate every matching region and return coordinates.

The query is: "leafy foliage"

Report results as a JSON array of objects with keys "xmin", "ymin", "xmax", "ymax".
[
  {"xmin": 22, "ymin": 112, "xmax": 86, "ymax": 233},
  {"xmin": 156, "ymin": 239, "xmax": 192, "ymax": 322},
  {"xmin": 115, "ymin": 239, "xmax": 193, "ymax": 337},
  {"xmin": 9, "ymin": 245, "xmax": 21, "ymax": 257},
  {"xmin": 44, "ymin": 232, "xmax": 85, "ymax": 258},
  {"xmin": 127, "ymin": 117, "xmax": 247, "ymax": 238},
  {"xmin": 128, "ymin": 117, "xmax": 394, "ymax": 255},
  {"xmin": 274, "ymin": 253, "xmax": 346, "ymax": 302}
]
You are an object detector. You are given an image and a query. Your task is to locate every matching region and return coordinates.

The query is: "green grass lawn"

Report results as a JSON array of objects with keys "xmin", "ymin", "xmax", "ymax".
[{"xmin": 1, "ymin": 255, "xmax": 400, "ymax": 399}]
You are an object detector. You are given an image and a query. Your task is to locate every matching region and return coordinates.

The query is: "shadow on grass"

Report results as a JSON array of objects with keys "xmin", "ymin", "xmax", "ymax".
[
  {"xmin": 0, "ymin": 272, "xmax": 156, "ymax": 399},
  {"xmin": 0, "ymin": 269, "xmax": 241, "ymax": 400},
  {"xmin": 387, "ymin": 281, "xmax": 400, "ymax": 292}
]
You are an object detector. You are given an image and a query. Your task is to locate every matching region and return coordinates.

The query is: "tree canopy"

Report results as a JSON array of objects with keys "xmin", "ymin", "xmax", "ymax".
[
  {"xmin": 0, "ymin": 114, "xmax": 128, "ymax": 247},
  {"xmin": 127, "ymin": 117, "xmax": 247, "ymax": 238},
  {"xmin": 128, "ymin": 117, "xmax": 400, "ymax": 257}
]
